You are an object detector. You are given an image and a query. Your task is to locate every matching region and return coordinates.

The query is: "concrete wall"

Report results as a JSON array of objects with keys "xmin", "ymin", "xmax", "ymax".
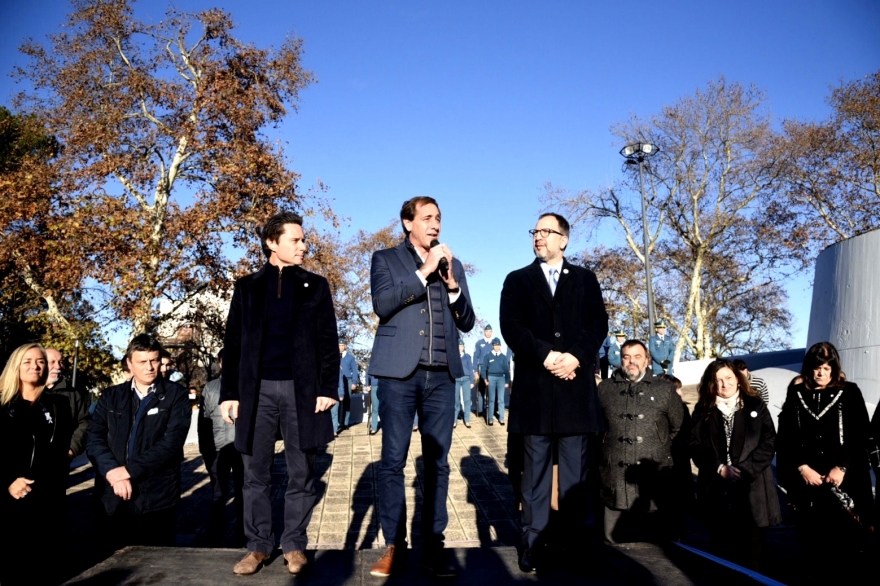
[{"xmin": 806, "ymin": 229, "xmax": 880, "ymax": 416}]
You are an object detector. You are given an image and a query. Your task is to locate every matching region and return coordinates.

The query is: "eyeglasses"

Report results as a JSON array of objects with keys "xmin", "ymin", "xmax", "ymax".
[{"xmin": 529, "ymin": 228, "xmax": 565, "ymax": 238}]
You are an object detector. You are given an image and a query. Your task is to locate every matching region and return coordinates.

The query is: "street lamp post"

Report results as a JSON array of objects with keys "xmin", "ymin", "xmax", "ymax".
[{"xmin": 620, "ymin": 142, "xmax": 659, "ymax": 339}]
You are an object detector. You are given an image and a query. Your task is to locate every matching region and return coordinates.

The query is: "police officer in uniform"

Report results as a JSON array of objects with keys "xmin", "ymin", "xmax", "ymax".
[{"xmin": 649, "ymin": 320, "xmax": 675, "ymax": 375}]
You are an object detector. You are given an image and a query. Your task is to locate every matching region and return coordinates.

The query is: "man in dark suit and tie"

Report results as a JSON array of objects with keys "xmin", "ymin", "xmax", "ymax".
[
  {"xmin": 500, "ymin": 212, "xmax": 608, "ymax": 573},
  {"xmin": 367, "ymin": 196, "xmax": 475, "ymax": 578},
  {"xmin": 220, "ymin": 211, "xmax": 340, "ymax": 576}
]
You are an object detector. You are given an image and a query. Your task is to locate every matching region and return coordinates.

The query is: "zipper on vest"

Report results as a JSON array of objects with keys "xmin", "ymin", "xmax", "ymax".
[{"xmin": 427, "ymin": 286, "xmax": 434, "ymax": 365}]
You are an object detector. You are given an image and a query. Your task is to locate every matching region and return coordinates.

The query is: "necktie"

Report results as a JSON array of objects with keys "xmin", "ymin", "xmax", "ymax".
[{"xmin": 548, "ymin": 268, "xmax": 558, "ymax": 296}]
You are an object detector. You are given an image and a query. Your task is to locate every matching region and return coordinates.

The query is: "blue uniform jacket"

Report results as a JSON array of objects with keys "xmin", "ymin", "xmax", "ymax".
[
  {"xmin": 458, "ymin": 352, "xmax": 475, "ymax": 384},
  {"xmin": 608, "ymin": 341, "xmax": 622, "ymax": 368},
  {"xmin": 473, "ymin": 338, "xmax": 492, "ymax": 373},
  {"xmin": 479, "ymin": 352, "xmax": 511, "ymax": 384},
  {"xmin": 339, "ymin": 351, "xmax": 359, "ymax": 395},
  {"xmin": 650, "ymin": 335, "xmax": 675, "ymax": 374}
]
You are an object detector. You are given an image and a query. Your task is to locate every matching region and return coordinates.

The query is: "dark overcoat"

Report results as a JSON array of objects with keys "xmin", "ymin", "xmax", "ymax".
[
  {"xmin": 690, "ymin": 394, "xmax": 781, "ymax": 528},
  {"xmin": 776, "ymin": 381, "xmax": 873, "ymax": 523},
  {"xmin": 597, "ymin": 370, "xmax": 683, "ymax": 511},
  {"xmin": 1, "ymin": 393, "xmax": 73, "ymax": 509},
  {"xmin": 220, "ymin": 264, "xmax": 339, "ymax": 453},
  {"xmin": 86, "ymin": 378, "xmax": 190, "ymax": 515},
  {"xmin": 500, "ymin": 258, "xmax": 608, "ymax": 435}
]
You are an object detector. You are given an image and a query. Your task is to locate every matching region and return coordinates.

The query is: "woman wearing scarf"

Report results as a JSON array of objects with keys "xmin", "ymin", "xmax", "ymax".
[
  {"xmin": 690, "ymin": 359, "xmax": 780, "ymax": 570},
  {"xmin": 777, "ymin": 342, "xmax": 873, "ymax": 580}
]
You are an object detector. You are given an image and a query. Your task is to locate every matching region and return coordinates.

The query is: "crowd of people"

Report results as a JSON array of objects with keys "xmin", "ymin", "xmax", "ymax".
[{"xmin": 2, "ymin": 202, "xmax": 879, "ymax": 585}]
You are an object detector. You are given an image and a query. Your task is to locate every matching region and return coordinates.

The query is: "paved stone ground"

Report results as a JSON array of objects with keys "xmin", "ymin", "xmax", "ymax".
[{"xmin": 60, "ymin": 400, "xmax": 807, "ymax": 585}]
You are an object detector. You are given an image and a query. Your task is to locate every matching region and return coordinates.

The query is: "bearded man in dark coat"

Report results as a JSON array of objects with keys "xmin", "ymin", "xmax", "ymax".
[
  {"xmin": 500, "ymin": 212, "xmax": 608, "ymax": 573},
  {"xmin": 597, "ymin": 339, "xmax": 683, "ymax": 544}
]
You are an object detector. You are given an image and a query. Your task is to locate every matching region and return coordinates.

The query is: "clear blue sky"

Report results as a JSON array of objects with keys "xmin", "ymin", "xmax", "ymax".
[{"xmin": 2, "ymin": 1, "xmax": 879, "ymax": 353}]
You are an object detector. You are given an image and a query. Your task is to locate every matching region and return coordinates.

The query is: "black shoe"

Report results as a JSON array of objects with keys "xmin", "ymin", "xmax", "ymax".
[
  {"xmin": 488, "ymin": 421, "xmax": 494, "ymax": 426},
  {"xmin": 518, "ymin": 547, "xmax": 537, "ymax": 573},
  {"xmin": 422, "ymin": 548, "xmax": 457, "ymax": 578},
  {"xmin": 498, "ymin": 420, "xmax": 505, "ymax": 426},
  {"xmin": 463, "ymin": 422, "xmax": 471, "ymax": 428}
]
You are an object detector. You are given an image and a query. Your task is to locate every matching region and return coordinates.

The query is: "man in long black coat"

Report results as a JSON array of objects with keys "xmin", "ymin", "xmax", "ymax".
[
  {"xmin": 220, "ymin": 212, "xmax": 340, "ymax": 576},
  {"xmin": 500, "ymin": 212, "xmax": 608, "ymax": 573}
]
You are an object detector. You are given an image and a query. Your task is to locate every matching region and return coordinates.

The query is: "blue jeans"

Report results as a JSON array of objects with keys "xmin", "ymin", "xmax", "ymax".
[
  {"xmin": 454, "ymin": 376, "xmax": 471, "ymax": 423},
  {"xmin": 370, "ymin": 382, "xmax": 380, "ymax": 432},
  {"xmin": 329, "ymin": 390, "xmax": 350, "ymax": 431},
  {"xmin": 487, "ymin": 376, "xmax": 506, "ymax": 423},
  {"xmin": 377, "ymin": 367, "xmax": 455, "ymax": 547}
]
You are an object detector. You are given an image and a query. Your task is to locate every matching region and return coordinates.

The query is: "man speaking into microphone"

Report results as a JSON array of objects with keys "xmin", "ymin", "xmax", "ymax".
[{"xmin": 367, "ymin": 196, "xmax": 475, "ymax": 578}]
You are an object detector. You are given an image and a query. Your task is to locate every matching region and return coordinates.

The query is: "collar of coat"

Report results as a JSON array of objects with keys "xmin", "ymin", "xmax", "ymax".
[
  {"xmin": 526, "ymin": 257, "xmax": 574, "ymax": 305},
  {"xmin": 246, "ymin": 262, "xmax": 311, "ymax": 294},
  {"xmin": 609, "ymin": 368, "xmax": 659, "ymax": 385}
]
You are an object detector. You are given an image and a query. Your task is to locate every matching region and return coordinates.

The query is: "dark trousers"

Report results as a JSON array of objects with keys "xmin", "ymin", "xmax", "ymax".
[
  {"xmin": 204, "ymin": 442, "xmax": 244, "ymax": 544},
  {"xmin": 521, "ymin": 434, "xmax": 590, "ymax": 548},
  {"xmin": 331, "ymin": 377, "xmax": 353, "ymax": 429},
  {"xmin": 474, "ymin": 376, "xmax": 486, "ymax": 415},
  {"xmin": 243, "ymin": 379, "xmax": 318, "ymax": 554},
  {"xmin": 368, "ymin": 381, "xmax": 381, "ymax": 432},
  {"xmin": 377, "ymin": 367, "xmax": 455, "ymax": 548}
]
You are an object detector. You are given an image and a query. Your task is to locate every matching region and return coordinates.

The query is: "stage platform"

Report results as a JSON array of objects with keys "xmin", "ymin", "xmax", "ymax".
[{"xmin": 62, "ymin": 543, "xmax": 775, "ymax": 585}]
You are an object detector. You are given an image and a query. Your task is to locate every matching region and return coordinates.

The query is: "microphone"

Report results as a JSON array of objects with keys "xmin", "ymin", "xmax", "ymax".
[{"xmin": 430, "ymin": 239, "xmax": 449, "ymax": 279}]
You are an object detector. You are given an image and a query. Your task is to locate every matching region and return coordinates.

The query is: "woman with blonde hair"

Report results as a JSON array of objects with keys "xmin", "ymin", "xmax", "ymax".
[{"xmin": 0, "ymin": 343, "xmax": 73, "ymax": 584}]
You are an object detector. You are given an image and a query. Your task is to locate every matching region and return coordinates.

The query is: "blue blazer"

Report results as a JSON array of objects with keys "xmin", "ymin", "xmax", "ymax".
[{"xmin": 368, "ymin": 240, "xmax": 476, "ymax": 379}]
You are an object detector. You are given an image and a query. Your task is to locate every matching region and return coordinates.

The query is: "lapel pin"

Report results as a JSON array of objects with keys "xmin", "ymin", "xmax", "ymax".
[
  {"xmin": 304, "ymin": 283, "xmax": 309, "ymax": 287},
  {"xmin": 750, "ymin": 411, "xmax": 758, "ymax": 418},
  {"xmin": 563, "ymin": 269, "xmax": 569, "ymax": 274}
]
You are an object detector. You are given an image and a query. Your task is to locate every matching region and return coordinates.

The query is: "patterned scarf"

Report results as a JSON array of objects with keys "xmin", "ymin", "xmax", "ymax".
[{"xmin": 716, "ymin": 391, "xmax": 741, "ymax": 465}]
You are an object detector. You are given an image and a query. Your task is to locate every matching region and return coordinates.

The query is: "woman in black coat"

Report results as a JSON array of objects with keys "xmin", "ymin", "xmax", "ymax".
[
  {"xmin": 776, "ymin": 342, "xmax": 874, "ymax": 580},
  {"xmin": 0, "ymin": 343, "xmax": 73, "ymax": 585},
  {"xmin": 690, "ymin": 359, "xmax": 781, "ymax": 570}
]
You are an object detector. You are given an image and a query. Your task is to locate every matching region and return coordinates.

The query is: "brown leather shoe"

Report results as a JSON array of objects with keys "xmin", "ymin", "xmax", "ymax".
[
  {"xmin": 370, "ymin": 545, "xmax": 398, "ymax": 577},
  {"xmin": 233, "ymin": 551, "xmax": 270, "ymax": 575},
  {"xmin": 283, "ymin": 550, "xmax": 308, "ymax": 574}
]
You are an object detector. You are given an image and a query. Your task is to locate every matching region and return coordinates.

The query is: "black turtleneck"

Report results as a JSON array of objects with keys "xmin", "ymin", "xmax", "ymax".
[{"xmin": 260, "ymin": 263, "xmax": 296, "ymax": 380}]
